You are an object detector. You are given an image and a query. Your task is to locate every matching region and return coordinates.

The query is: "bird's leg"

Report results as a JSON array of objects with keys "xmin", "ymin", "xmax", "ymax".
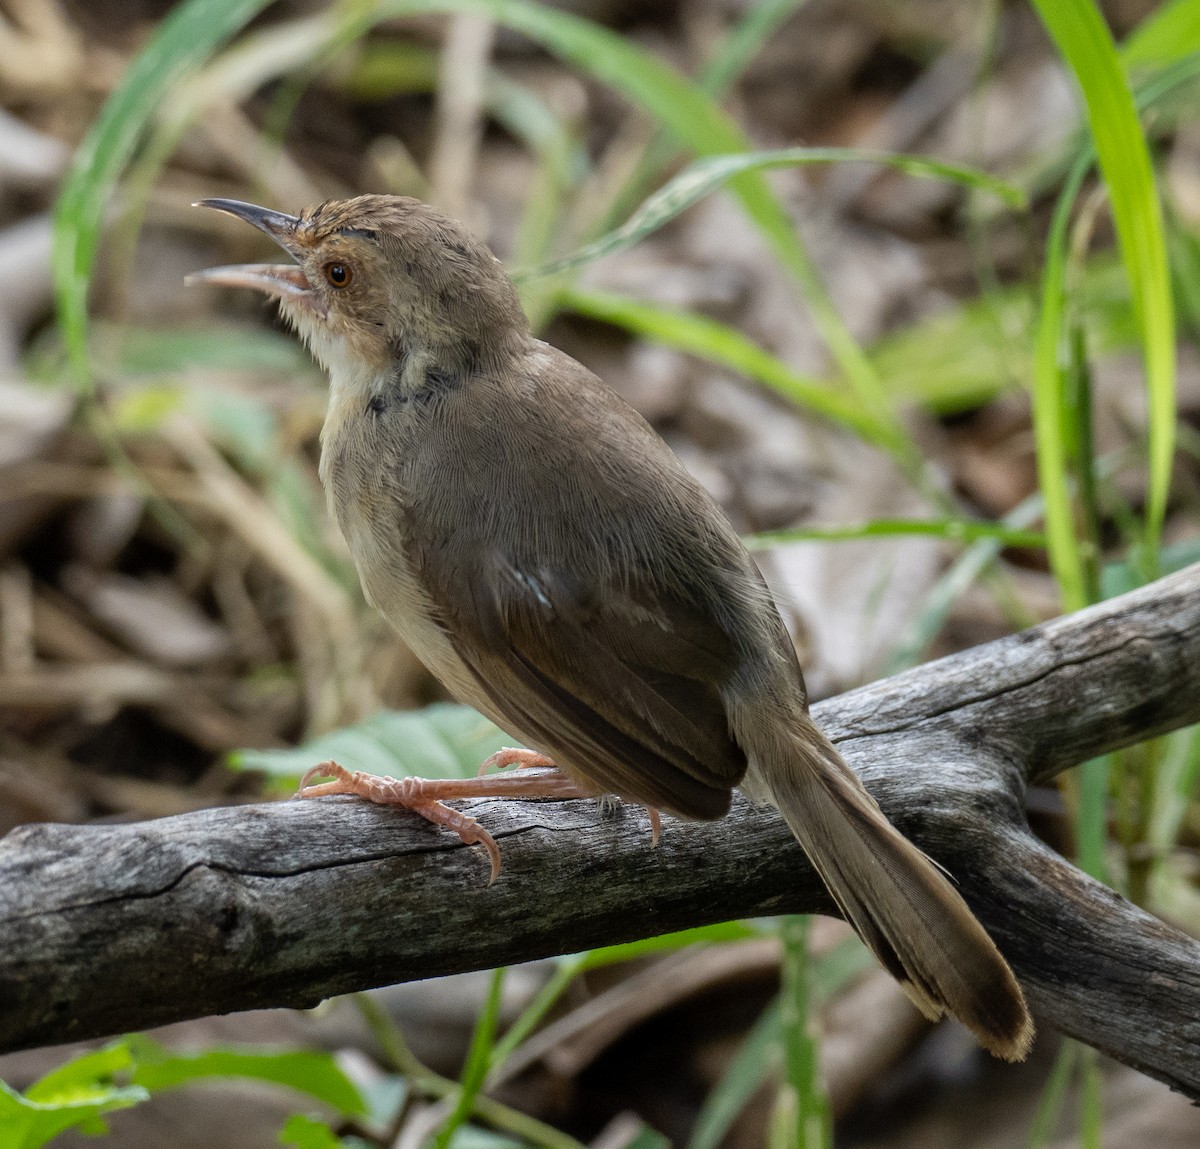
[
  {"xmin": 296, "ymin": 759, "xmax": 595, "ymax": 882},
  {"xmin": 482, "ymin": 748, "xmax": 662, "ymax": 845},
  {"xmin": 647, "ymin": 806, "xmax": 662, "ymax": 846}
]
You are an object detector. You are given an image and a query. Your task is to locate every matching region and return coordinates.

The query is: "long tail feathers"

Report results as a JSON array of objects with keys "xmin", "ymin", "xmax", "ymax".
[{"xmin": 763, "ymin": 722, "xmax": 1034, "ymax": 1062}]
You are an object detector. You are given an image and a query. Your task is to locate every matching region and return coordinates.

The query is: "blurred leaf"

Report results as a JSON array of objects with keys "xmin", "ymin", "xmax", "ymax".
[
  {"xmin": 279, "ymin": 1114, "xmax": 346, "ymax": 1149},
  {"xmin": 1123, "ymin": 0, "xmax": 1200, "ymax": 68},
  {"xmin": 444, "ymin": 1128, "xmax": 526, "ymax": 1149},
  {"xmin": 885, "ymin": 493, "xmax": 1046, "ymax": 673},
  {"xmin": 868, "ymin": 258, "xmax": 1137, "ymax": 414},
  {"xmin": 1100, "ymin": 537, "xmax": 1200, "ymax": 599},
  {"xmin": 116, "ymin": 323, "xmax": 309, "ymax": 376},
  {"xmin": 346, "ymin": 42, "xmax": 586, "ymax": 187},
  {"xmin": 1168, "ymin": 211, "xmax": 1200, "ymax": 338},
  {"xmin": 23, "ymin": 1042, "xmax": 134, "ymax": 1103},
  {"xmin": 53, "ymin": 0, "xmax": 272, "ymax": 388},
  {"xmin": 127, "ymin": 1037, "xmax": 366, "ymax": 1116},
  {"xmin": 491, "ymin": 922, "xmax": 763, "ymax": 1071},
  {"xmin": 188, "ymin": 389, "xmax": 281, "ymax": 472},
  {"xmin": 110, "ymin": 384, "xmax": 185, "ymax": 433},
  {"xmin": 608, "ymin": 1124, "xmax": 670, "ymax": 1149},
  {"xmin": 1028, "ymin": 1041, "xmax": 1079, "ymax": 1148},
  {"xmin": 596, "ymin": 0, "xmax": 803, "ymax": 236},
  {"xmin": 0, "ymin": 1042, "xmax": 148, "ymax": 1149},
  {"xmin": 231, "ymin": 703, "xmax": 510, "ymax": 787},
  {"xmin": 557, "ymin": 286, "xmax": 890, "ymax": 445},
  {"xmin": 357, "ymin": 1074, "xmax": 408, "ymax": 1132}
]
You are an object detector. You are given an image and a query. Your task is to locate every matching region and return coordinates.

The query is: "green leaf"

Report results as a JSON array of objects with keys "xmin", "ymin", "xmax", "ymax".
[
  {"xmin": 1031, "ymin": 0, "xmax": 1176, "ymax": 560},
  {"xmin": 230, "ymin": 703, "xmax": 511, "ymax": 786},
  {"xmin": 1100, "ymin": 536, "xmax": 1200, "ymax": 599},
  {"xmin": 52, "ymin": 0, "xmax": 273, "ymax": 389},
  {"xmin": 0, "ymin": 1081, "xmax": 149, "ymax": 1149},
  {"xmin": 279, "ymin": 1114, "xmax": 346, "ymax": 1149},
  {"xmin": 127, "ymin": 1037, "xmax": 366, "ymax": 1117},
  {"xmin": 603, "ymin": 1124, "xmax": 669, "ymax": 1149},
  {"xmin": 23, "ymin": 1041, "xmax": 135, "ymax": 1103},
  {"xmin": 530, "ymin": 146, "xmax": 1024, "ymax": 280}
]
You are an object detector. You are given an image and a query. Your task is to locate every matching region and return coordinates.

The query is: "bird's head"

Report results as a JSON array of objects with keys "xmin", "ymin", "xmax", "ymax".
[{"xmin": 189, "ymin": 195, "xmax": 528, "ymax": 382}]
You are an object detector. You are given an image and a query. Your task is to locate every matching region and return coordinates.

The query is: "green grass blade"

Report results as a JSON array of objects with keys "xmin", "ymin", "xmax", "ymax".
[
  {"xmin": 600, "ymin": 0, "xmax": 805, "ymax": 231},
  {"xmin": 745, "ymin": 518, "xmax": 1047, "ymax": 549},
  {"xmin": 884, "ymin": 490, "xmax": 1047, "ymax": 672},
  {"xmin": 778, "ymin": 916, "xmax": 831, "ymax": 1149},
  {"xmin": 556, "ymin": 285, "xmax": 892, "ymax": 445},
  {"xmin": 1028, "ymin": 1041, "xmax": 1078, "ymax": 1148},
  {"xmin": 1032, "ymin": 155, "xmax": 1091, "ymax": 613},
  {"xmin": 434, "ymin": 967, "xmax": 506, "ymax": 1149},
  {"xmin": 699, "ymin": 0, "xmax": 804, "ymax": 96},
  {"xmin": 1032, "ymin": 0, "xmax": 1176, "ymax": 561},
  {"xmin": 688, "ymin": 998, "xmax": 782, "ymax": 1149},
  {"xmin": 1123, "ymin": 0, "xmax": 1200, "ymax": 68},
  {"xmin": 530, "ymin": 147, "xmax": 1024, "ymax": 280},
  {"xmin": 1079, "ymin": 1046, "xmax": 1103, "ymax": 1149},
  {"xmin": 52, "ymin": 0, "xmax": 272, "ymax": 390}
]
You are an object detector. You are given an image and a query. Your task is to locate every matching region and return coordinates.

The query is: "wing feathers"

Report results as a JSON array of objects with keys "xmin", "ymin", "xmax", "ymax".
[{"xmin": 438, "ymin": 555, "xmax": 746, "ymax": 819}]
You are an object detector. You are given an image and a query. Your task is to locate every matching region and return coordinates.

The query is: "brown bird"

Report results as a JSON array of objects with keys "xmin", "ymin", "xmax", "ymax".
[{"xmin": 190, "ymin": 194, "xmax": 1032, "ymax": 1061}]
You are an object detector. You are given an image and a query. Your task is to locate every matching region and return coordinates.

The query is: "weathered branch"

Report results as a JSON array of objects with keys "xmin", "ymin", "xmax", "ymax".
[{"xmin": 3, "ymin": 564, "xmax": 1200, "ymax": 1096}]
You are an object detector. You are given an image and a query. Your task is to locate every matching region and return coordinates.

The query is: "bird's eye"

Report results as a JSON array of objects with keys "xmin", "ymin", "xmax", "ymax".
[{"xmin": 323, "ymin": 262, "xmax": 352, "ymax": 288}]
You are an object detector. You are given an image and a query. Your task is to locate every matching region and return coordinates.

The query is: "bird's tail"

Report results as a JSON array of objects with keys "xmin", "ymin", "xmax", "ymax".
[{"xmin": 749, "ymin": 717, "xmax": 1033, "ymax": 1061}]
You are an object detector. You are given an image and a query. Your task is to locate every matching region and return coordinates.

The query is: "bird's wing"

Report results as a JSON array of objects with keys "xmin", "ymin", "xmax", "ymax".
[{"xmin": 425, "ymin": 552, "xmax": 748, "ymax": 820}]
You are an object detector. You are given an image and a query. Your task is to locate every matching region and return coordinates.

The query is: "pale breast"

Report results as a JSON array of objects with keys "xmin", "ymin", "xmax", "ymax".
[{"xmin": 319, "ymin": 380, "xmax": 486, "ymax": 712}]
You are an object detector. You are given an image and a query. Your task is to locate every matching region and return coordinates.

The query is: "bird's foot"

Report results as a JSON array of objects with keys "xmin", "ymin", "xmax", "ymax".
[{"xmin": 296, "ymin": 758, "xmax": 592, "ymax": 882}]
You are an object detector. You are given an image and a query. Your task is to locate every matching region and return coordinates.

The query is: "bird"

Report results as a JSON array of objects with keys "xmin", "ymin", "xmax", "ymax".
[{"xmin": 190, "ymin": 193, "xmax": 1033, "ymax": 1061}]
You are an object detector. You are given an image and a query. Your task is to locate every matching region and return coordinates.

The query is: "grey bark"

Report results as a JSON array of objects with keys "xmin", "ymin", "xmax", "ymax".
[{"xmin": 2, "ymin": 564, "xmax": 1200, "ymax": 1096}]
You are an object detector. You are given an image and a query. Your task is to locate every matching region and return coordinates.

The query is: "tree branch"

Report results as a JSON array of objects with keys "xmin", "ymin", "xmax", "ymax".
[{"xmin": 3, "ymin": 564, "xmax": 1200, "ymax": 1096}]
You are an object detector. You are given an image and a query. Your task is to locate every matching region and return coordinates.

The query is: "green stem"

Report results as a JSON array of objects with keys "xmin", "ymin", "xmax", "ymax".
[
  {"xmin": 353, "ymin": 993, "xmax": 586, "ymax": 1149},
  {"xmin": 778, "ymin": 916, "xmax": 830, "ymax": 1149}
]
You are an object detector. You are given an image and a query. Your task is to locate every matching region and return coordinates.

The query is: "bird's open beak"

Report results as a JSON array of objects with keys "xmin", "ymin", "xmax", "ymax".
[{"xmin": 186, "ymin": 199, "xmax": 326, "ymax": 316}]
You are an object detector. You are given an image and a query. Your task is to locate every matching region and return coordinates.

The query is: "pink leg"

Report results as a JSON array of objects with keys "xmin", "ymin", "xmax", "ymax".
[
  {"xmin": 296, "ymin": 759, "xmax": 594, "ymax": 883},
  {"xmin": 478, "ymin": 746, "xmax": 555, "ymax": 776},
  {"xmin": 480, "ymin": 748, "xmax": 662, "ymax": 844}
]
